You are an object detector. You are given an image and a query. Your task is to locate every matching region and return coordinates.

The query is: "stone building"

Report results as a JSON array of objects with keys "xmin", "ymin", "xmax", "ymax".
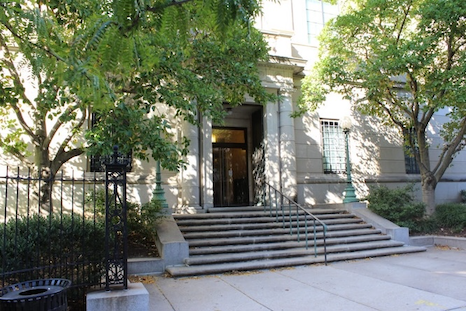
[
  {"xmin": 2, "ymin": 0, "xmax": 465, "ymax": 212},
  {"xmin": 157, "ymin": 0, "xmax": 466, "ymax": 211}
]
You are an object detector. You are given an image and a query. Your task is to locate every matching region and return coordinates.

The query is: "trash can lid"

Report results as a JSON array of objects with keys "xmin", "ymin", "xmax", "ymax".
[{"xmin": 0, "ymin": 285, "xmax": 64, "ymax": 301}]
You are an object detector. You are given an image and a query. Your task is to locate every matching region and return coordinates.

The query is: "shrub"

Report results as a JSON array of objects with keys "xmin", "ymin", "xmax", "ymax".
[
  {"xmin": 460, "ymin": 190, "xmax": 466, "ymax": 203},
  {"xmin": 434, "ymin": 203, "xmax": 466, "ymax": 232},
  {"xmin": 138, "ymin": 199, "xmax": 163, "ymax": 236},
  {"xmin": 85, "ymin": 189, "xmax": 163, "ymax": 246},
  {"xmin": 365, "ymin": 184, "xmax": 426, "ymax": 228},
  {"xmin": 0, "ymin": 214, "xmax": 106, "ymax": 286}
]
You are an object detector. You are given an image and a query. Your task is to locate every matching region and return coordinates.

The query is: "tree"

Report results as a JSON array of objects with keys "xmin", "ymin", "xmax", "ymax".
[
  {"xmin": 298, "ymin": 0, "xmax": 466, "ymax": 215},
  {"xmin": 0, "ymin": 0, "xmax": 273, "ymax": 206}
]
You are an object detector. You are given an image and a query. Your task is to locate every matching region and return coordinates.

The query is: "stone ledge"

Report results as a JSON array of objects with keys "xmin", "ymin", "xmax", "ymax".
[
  {"xmin": 155, "ymin": 216, "xmax": 189, "ymax": 267},
  {"xmin": 86, "ymin": 282, "xmax": 148, "ymax": 311},
  {"xmin": 410, "ymin": 236, "xmax": 466, "ymax": 249},
  {"xmin": 344, "ymin": 202, "xmax": 410, "ymax": 245},
  {"xmin": 128, "ymin": 257, "xmax": 164, "ymax": 275},
  {"xmin": 128, "ymin": 216, "xmax": 189, "ymax": 275}
]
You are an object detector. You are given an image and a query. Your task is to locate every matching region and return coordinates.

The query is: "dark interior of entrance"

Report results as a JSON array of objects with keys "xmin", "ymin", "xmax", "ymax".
[
  {"xmin": 213, "ymin": 128, "xmax": 248, "ymax": 206},
  {"xmin": 212, "ymin": 105, "xmax": 264, "ymax": 207}
]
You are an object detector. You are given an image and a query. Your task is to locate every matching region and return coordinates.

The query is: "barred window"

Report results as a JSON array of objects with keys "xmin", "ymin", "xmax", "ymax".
[
  {"xmin": 405, "ymin": 151, "xmax": 420, "ymax": 174},
  {"xmin": 404, "ymin": 128, "xmax": 420, "ymax": 174},
  {"xmin": 321, "ymin": 119, "xmax": 345, "ymax": 174}
]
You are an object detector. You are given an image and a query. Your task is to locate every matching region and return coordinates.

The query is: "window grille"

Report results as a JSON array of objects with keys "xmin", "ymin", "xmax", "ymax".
[
  {"xmin": 321, "ymin": 119, "xmax": 345, "ymax": 174},
  {"xmin": 404, "ymin": 128, "xmax": 420, "ymax": 174},
  {"xmin": 405, "ymin": 152, "xmax": 420, "ymax": 174}
]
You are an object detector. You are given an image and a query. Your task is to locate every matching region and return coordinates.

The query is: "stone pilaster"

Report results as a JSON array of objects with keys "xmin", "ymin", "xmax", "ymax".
[
  {"xmin": 200, "ymin": 118, "xmax": 214, "ymax": 209},
  {"xmin": 180, "ymin": 120, "xmax": 201, "ymax": 209},
  {"xmin": 278, "ymin": 85, "xmax": 297, "ymax": 200},
  {"xmin": 264, "ymin": 93, "xmax": 281, "ymax": 191}
]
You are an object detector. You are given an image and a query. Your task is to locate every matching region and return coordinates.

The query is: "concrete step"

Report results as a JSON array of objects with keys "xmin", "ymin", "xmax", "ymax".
[
  {"xmin": 185, "ymin": 228, "xmax": 382, "ymax": 247},
  {"xmin": 206, "ymin": 206, "xmax": 350, "ymax": 213},
  {"xmin": 174, "ymin": 208, "xmax": 347, "ymax": 221},
  {"xmin": 166, "ymin": 246, "xmax": 426, "ymax": 277},
  {"xmin": 188, "ymin": 234, "xmax": 392, "ymax": 255},
  {"xmin": 207, "ymin": 206, "xmax": 348, "ymax": 213},
  {"xmin": 178, "ymin": 217, "xmax": 363, "ymax": 233},
  {"xmin": 175, "ymin": 215, "xmax": 360, "ymax": 229},
  {"xmin": 181, "ymin": 222, "xmax": 372, "ymax": 240},
  {"xmin": 170, "ymin": 205, "xmax": 422, "ymax": 278},
  {"xmin": 185, "ymin": 240, "xmax": 405, "ymax": 265},
  {"xmin": 207, "ymin": 206, "xmax": 264, "ymax": 213}
]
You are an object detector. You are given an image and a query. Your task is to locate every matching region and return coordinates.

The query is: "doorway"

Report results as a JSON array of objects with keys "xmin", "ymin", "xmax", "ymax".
[{"xmin": 213, "ymin": 128, "xmax": 249, "ymax": 206}]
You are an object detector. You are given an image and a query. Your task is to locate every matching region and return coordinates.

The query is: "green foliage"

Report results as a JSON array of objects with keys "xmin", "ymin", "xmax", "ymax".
[
  {"xmin": 460, "ymin": 190, "xmax": 466, "ymax": 203},
  {"xmin": 138, "ymin": 200, "xmax": 163, "ymax": 237},
  {"xmin": 0, "ymin": 0, "xmax": 273, "ymax": 178},
  {"xmin": 0, "ymin": 214, "xmax": 106, "ymax": 285},
  {"xmin": 366, "ymin": 185, "xmax": 466, "ymax": 234},
  {"xmin": 300, "ymin": 0, "xmax": 466, "ymax": 212},
  {"xmin": 434, "ymin": 203, "xmax": 466, "ymax": 233},
  {"xmin": 366, "ymin": 184, "xmax": 426, "ymax": 228},
  {"xmin": 85, "ymin": 189, "xmax": 163, "ymax": 241}
]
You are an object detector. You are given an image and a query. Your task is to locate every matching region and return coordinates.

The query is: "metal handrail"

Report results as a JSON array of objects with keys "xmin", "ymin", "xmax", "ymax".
[{"xmin": 262, "ymin": 182, "xmax": 328, "ymax": 265}]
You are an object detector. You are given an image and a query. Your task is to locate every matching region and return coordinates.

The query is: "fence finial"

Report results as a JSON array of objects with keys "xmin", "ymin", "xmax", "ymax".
[{"xmin": 112, "ymin": 145, "xmax": 119, "ymax": 164}]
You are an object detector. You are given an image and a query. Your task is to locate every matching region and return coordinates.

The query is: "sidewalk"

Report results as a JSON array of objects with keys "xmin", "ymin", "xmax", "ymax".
[{"xmin": 143, "ymin": 246, "xmax": 466, "ymax": 311}]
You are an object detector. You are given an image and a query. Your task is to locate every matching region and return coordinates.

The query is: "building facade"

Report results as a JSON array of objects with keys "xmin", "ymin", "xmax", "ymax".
[
  {"xmin": 2, "ymin": 0, "xmax": 466, "ymax": 212},
  {"xmin": 153, "ymin": 0, "xmax": 466, "ymax": 211}
]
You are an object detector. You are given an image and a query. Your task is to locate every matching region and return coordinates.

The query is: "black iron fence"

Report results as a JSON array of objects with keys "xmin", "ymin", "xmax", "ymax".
[{"xmin": 0, "ymin": 151, "xmax": 129, "ymax": 309}]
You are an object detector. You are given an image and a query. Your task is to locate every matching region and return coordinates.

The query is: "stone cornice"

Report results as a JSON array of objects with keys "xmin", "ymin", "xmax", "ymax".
[{"xmin": 260, "ymin": 55, "xmax": 306, "ymax": 75}]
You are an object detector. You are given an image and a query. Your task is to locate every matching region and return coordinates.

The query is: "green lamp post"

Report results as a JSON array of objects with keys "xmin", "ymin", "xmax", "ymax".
[
  {"xmin": 341, "ymin": 116, "xmax": 359, "ymax": 203},
  {"xmin": 153, "ymin": 160, "xmax": 169, "ymax": 209}
]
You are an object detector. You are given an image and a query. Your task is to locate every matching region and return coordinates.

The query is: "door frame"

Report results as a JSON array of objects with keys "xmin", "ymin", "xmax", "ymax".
[
  {"xmin": 199, "ymin": 104, "xmax": 263, "ymax": 209},
  {"xmin": 212, "ymin": 127, "xmax": 249, "ymax": 207}
]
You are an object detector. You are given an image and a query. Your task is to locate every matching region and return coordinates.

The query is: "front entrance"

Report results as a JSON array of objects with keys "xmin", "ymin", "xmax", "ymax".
[{"xmin": 213, "ymin": 128, "xmax": 249, "ymax": 206}]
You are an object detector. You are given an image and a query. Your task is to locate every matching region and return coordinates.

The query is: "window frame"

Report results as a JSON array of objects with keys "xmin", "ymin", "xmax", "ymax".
[
  {"xmin": 305, "ymin": 0, "xmax": 340, "ymax": 45},
  {"xmin": 404, "ymin": 128, "xmax": 420, "ymax": 175},
  {"xmin": 320, "ymin": 119, "xmax": 346, "ymax": 174}
]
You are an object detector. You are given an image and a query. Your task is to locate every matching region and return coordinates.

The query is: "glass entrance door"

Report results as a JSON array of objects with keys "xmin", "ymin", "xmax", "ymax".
[{"xmin": 213, "ymin": 128, "xmax": 249, "ymax": 206}]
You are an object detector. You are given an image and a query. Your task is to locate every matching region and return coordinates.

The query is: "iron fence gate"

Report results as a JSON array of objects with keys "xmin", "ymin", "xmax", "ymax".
[{"xmin": 0, "ymin": 150, "xmax": 130, "ymax": 309}]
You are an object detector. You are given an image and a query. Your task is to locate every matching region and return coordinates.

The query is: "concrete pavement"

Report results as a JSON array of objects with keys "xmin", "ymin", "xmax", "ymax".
[{"xmin": 142, "ymin": 246, "xmax": 466, "ymax": 311}]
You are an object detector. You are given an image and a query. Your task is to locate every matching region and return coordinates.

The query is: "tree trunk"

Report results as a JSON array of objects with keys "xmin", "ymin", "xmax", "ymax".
[
  {"xmin": 33, "ymin": 140, "xmax": 52, "ymax": 211},
  {"xmin": 421, "ymin": 177, "xmax": 437, "ymax": 216},
  {"xmin": 416, "ymin": 127, "xmax": 438, "ymax": 216}
]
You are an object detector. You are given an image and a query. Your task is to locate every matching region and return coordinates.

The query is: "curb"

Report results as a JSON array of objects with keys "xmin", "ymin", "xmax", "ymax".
[{"xmin": 410, "ymin": 235, "xmax": 466, "ymax": 249}]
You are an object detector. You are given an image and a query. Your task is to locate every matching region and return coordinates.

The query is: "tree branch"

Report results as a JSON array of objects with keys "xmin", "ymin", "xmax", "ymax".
[
  {"xmin": 432, "ymin": 117, "xmax": 466, "ymax": 180},
  {"xmin": 377, "ymin": 100, "xmax": 406, "ymax": 128},
  {"xmin": 3, "ymin": 146, "xmax": 33, "ymax": 167},
  {"xmin": 0, "ymin": 35, "xmax": 36, "ymax": 140},
  {"xmin": 51, "ymin": 110, "xmax": 87, "ymax": 175},
  {"xmin": 0, "ymin": 8, "xmax": 66, "ymax": 63},
  {"xmin": 54, "ymin": 109, "xmax": 86, "ymax": 158},
  {"xmin": 145, "ymin": 0, "xmax": 195, "ymax": 13},
  {"xmin": 395, "ymin": 2, "xmax": 412, "ymax": 44},
  {"xmin": 43, "ymin": 102, "xmax": 84, "ymax": 149},
  {"xmin": 420, "ymin": 107, "xmax": 435, "ymax": 128},
  {"xmin": 51, "ymin": 148, "xmax": 85, "ymax": 176},
  {"xmin": 385, "ymin": 86, "xmax": 412, "ymax": 117}
]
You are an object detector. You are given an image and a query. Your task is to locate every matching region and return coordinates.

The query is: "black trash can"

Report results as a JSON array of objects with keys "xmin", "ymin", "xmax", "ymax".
[{"xmin": 0, "ymin": 278, "xmax": 71, "ymax": 311}]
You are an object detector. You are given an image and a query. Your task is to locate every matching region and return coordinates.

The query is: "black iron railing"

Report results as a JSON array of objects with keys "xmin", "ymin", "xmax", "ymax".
[
  {"xmin": 0, "ymin": 149, "xmax": 130, "ymax": 308},
  {"xmin": 0, "ymin": 168, "xmax": 107, "ymax": 308},
  {"xmin": 262, "ymin": 182, "xmax": 328, "ymax": 265}
]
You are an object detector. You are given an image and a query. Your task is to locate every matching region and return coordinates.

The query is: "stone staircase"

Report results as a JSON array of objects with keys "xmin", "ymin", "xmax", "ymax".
[{"xmin": 166, "ymin": 206, "xmax": 425, "ymax": 277}]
